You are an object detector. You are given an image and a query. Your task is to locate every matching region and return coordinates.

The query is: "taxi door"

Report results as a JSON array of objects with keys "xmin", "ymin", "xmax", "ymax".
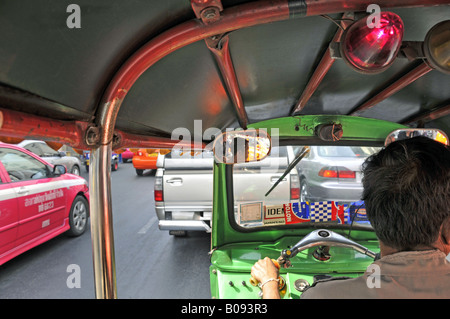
[
  {"xmin": 0, "ymin": 147, "xmax": 67, "ymax": 248},
  {"xmin": 0, "ymin": 161, "xmax": 19, "ymax": 262}
]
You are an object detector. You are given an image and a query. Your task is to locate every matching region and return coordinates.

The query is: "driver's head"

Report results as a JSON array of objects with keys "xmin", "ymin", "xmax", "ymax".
[{"xmin": 362, "ymin": 136, "xmax": 450, "ymax": 252}]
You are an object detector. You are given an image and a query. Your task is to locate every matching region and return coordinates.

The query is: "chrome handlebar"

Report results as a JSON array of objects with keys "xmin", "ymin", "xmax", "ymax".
[{"xmin": 278, "ymin": 229, "xmax": 377, "ymax": 265}]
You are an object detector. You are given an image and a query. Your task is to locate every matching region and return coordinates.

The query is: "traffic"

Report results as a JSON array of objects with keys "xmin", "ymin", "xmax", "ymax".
[
  {"xmin": 0, "ymin": 158, "xmax": 211, "ymax": 299},
  {"xmin": 0, "ymin": 142, "xmax": 89, "ymax": 266}
]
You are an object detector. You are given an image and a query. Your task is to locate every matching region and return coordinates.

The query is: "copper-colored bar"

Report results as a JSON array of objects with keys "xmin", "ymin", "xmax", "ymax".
[
  {"xmin": 402, "ymin": 104, "xmax": 450, "ymax": 124},
  {"xmin": 291, "ymin": 16, "xmax": 351, "ymax": 115},
  {"xmin": 0, "ymin": 108, "xmax": 89, "ymax": 149},
  {"xmin": 207, "ymin": 35, "xmax": 248, "ymax": 129},
  {"xmin": 292, "ymin": 50, "xmax": 334, "ymax": 115},
  {"xmin": 349, "ymin": 62, "xmax": 433, "ymax": 116},
  {"xmin": 113, "ymin": 130, "xmax": 206, "ymax": 150}
]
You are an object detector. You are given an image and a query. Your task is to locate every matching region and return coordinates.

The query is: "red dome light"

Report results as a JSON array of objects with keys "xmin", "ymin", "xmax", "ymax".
[{"xmin": 341, "ymin": 12, "xmax": 404, "ymax": 73}]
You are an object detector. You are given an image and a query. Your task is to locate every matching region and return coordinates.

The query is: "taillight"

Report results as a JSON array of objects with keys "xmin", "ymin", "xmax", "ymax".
[
  {"xmin": 154, "ymin": 190, "xmax": 163, "ymax": 202},
  {"xmin": 137, "ymin": 150, "xmax": 143, "ymax": 156},
  {"xmin": 338, "ymin": 169, "xmax": 356, "ymax": 179},
  {"xmin": 290, "ymin": 188, "xmax": 300, "ymax": 200},
  {"xmin": 290, "ymin": 174, "xmax": 300, "ymax": 200},
  {"xmin": 318, "ymin": 168, "xmax": 338, "ymax": 178},
  {"xmin": 154, "ymin": 176, "xmax": 163, "ymax": 201},
  {"xmin": 341, "ymin": 11, "xmax": 404, "ymax": 73},
  {"xmin": 319, "ymin": 167, "xmax": 356, "ymax": 179}
]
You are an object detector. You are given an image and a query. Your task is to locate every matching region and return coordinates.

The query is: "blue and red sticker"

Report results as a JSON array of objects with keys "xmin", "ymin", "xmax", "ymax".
[{"xmin": 263, "ymin": 201, "xmax": 368, "ymax": 226}]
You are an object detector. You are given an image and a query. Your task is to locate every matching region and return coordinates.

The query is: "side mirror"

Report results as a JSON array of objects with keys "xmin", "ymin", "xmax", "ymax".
[
  {"xmin": 53, "ymin": 164, "xmax": 67, "ymax": 175},
  {"xmin": 385, "ymin": 128, "xmax": 449, "ymax": 146},
  {"xmin": 213, "ymin": 129, "xmax": 271, "ymax": 164}
]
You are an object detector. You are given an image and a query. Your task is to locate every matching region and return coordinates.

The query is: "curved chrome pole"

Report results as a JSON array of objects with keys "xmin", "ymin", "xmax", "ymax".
[{"xmin": 89, "ymin": 144, "xmax": 117, "ymax": 299}]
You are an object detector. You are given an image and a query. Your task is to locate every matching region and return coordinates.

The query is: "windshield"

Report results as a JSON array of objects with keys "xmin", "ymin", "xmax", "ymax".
[
  {"xmin": 231, "ymin": 144, "xmax": 381, "ymax": 229},
  {"xmin": 23, "ymin": 142, "xmax": 58, "ymax": 157}
]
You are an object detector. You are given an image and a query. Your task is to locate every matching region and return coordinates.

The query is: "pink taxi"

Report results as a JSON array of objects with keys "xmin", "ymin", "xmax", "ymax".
[{"xmin": 0, "ymin": 142, "xmax": 90, "ymax": 265}]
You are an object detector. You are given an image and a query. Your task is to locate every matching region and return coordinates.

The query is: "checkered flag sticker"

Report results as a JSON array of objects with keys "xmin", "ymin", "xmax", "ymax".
[
  {"xmin": 310, "ymin": 202, "xmax": 333, "ymax": 222},
  {"xmin": 309, "ymin": 201, "xmax": 349, "ymax": 224}
]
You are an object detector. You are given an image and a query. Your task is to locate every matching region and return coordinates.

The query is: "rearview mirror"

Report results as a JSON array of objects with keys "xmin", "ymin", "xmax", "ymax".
[
  {"xmin": 213, "ymin": 129, "xmax": 271, "ymax": 164},
  {"xmin": 385, "ymin": 128, "xmax": 449, "ymax": 146}
]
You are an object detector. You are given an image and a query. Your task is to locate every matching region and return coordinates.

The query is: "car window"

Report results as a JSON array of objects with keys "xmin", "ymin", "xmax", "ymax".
[
  {"xmin": 36, "ymin": 142, "xmax": 59, "ymax": 156},
  {"xmin": 0, "ymin": 148, "xmax": 49, "ymax": 182},
  {"xmin": 23, "ymin": 143, "xmax": 44, "ymax": 156},
  {"xmin": 24, "ymin": 142, "xmax": 58, "ymax": 157},
  {"xmin": 166, "ymin": 149, "xmax": 214, "ymax": 159},
  {"xmin": 163, "ymin": 149, "xmax": 214, "ymax": 170}
]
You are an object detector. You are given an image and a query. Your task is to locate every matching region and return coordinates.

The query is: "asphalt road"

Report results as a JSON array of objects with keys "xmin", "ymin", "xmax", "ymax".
[{"xmin": 0, "ymin": 162, "xmax": 212, "ymax": 299}]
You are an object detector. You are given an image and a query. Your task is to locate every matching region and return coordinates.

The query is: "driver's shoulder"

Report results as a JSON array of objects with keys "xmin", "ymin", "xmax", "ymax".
[{"xmin": 300, "ymin": 276, "xmax": 369, "ymax": 299}]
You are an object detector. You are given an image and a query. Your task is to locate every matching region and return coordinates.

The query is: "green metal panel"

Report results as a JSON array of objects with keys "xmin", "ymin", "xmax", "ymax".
[
  {"xmin": 249, "ymin": 115, "xmax": 407, "ymax": 143},
  {"xmin": 209, "ymin": 240, "xmax": 379, "ymax": 298}
]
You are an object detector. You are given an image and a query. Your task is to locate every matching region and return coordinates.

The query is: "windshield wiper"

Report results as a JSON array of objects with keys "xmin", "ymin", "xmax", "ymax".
[{"xmin": 265, "ymin": 146, "xmax": 310, "ymax": 197}]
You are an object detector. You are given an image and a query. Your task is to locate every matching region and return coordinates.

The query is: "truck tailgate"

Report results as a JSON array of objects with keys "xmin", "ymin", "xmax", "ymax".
[{"xmin": 163, "ymin": 164, "xmax": 213, "ymax": 211}]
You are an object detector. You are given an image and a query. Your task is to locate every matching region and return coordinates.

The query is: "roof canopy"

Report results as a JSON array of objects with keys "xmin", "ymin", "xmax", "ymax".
[{"xmin": 0, "ymin": 0, "xmax": 449, "ymax": 148}]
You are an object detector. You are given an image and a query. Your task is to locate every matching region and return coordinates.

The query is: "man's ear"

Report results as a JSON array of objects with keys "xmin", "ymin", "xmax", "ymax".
[{"xmin": 438, "ymin": 217, "xmax": 450, "ymax": 255}]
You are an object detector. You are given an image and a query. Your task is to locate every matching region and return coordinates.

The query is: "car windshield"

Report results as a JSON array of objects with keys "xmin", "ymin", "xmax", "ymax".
[
  {"xmin": 231, "ymin": 144, "xmax": 381, "ymax": 229},
  {"xmin": 37, "ymin": 143, "xmax": 59, "ymax": 156},
  {"xmin": 23, "ymin": 142, "xmax": 58, "ymax": 157}
]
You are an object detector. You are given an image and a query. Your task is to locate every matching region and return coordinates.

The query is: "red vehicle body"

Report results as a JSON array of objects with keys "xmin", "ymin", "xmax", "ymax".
[
  {"xmin": 0, "ymin": 143, "xmax": 90, "ymax": 265},
  {"xmin": 121, "ymin": 148, "xmax": 135, "ymax": 163},
  {"xmin": 132, "ymin": 149, "xmax": 160, "ymax": 176}
]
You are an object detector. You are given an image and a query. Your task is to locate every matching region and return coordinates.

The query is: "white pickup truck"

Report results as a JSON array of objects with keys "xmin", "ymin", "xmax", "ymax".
[{"xmin": 154, "ymin": 146, "xmax": 300, "ymax": 236}]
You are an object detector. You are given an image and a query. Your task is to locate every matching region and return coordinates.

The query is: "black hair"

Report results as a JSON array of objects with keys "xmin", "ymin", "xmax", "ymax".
[{"xmin": 362, "ymin": 136, "xmax": 450, "ymax": 251}]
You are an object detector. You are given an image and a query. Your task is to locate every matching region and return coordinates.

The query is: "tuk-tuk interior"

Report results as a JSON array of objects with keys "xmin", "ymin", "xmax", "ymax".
[
  {"xmin": 0, "ymin": 0, "xmax": 449, "ymax": 298},
  {"xmin": 209, "ymin": 115, "xmax": 447, "ymax": 298}
]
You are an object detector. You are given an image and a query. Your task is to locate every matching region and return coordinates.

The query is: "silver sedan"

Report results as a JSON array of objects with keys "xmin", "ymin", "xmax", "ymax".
[
  {"xmin": 296, "ymin": 146, "xmax": 381, "ymax": 203},
  {"xmin": 17, "ymin": 140, "xmax": 83, "ymax": 176}
]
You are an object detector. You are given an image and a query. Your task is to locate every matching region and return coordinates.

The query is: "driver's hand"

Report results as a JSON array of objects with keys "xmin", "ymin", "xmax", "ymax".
[
  {"xmin": 251, "ymin": 257, "xmax": 279, "ymax": 284},
  {"xmin": 251, "ymin": 257, "xmax": 280, "ymax": 299}
]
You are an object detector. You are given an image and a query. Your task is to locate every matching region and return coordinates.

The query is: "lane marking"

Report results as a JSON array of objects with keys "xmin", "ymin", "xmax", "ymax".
[{"xmin": 138, "ymin": 216, "xmax": 157, "ymax": 234}]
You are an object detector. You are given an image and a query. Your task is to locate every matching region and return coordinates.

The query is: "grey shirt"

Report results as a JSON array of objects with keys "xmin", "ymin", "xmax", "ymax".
[{"xmin": 300, "ymin": 250, "xmax": 450, "ymax": 299}]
